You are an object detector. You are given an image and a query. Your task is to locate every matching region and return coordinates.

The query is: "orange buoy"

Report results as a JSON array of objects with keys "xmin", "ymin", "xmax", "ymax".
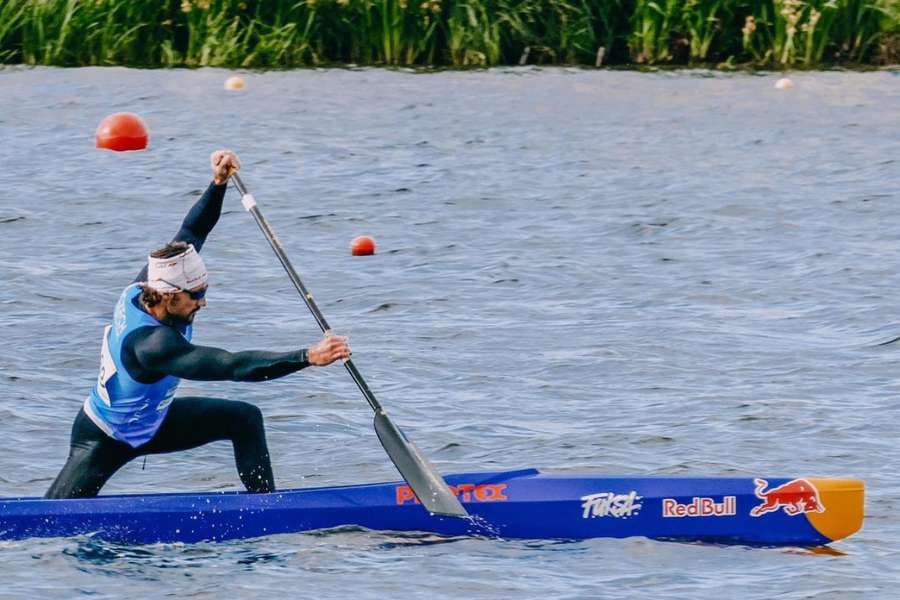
[
  {"xmin": 351, "ymin": 235, "xmax": 376, "ymax": 256},
  {"xmin": 95, "ymin": 112, "xmax": 149, "ymax": 151},
  {"xmin": 224, "ymin": 76, "xmax": 245, "ymax": 91}
]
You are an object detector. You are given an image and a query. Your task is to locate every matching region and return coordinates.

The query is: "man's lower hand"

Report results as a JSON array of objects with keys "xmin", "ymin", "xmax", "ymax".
[{"xmin": 308, "ymin": 335, "xmax": 351, "ymax": 366}]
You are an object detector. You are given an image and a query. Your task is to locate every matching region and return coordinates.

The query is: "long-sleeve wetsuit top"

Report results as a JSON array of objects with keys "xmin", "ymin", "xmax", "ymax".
[{"xmin": 121, "ymin": 181, "xmax": 309, "ymax": 385}]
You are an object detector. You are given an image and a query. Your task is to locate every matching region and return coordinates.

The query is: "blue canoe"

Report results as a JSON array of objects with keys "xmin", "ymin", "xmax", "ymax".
[{"xmin": 0, "ymin": 469, "xmax": 863, "ymax": 546}]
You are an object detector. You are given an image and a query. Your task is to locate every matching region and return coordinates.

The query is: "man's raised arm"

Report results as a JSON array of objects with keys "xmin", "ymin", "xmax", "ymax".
[{"xmin": 133, "ymin": 150, "xmax": 240, "ymax": 283}]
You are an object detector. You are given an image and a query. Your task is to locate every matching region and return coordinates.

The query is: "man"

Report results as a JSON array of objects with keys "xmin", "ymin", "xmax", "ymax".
[{"xmin": 46, "ymin": 150, "xmax": 350, "ymax": 499}]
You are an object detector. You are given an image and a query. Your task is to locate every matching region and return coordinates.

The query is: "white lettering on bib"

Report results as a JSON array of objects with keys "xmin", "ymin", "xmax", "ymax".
[{"xmin": 96, "ymin": 326, "xmax": 117, "ymax": 406}]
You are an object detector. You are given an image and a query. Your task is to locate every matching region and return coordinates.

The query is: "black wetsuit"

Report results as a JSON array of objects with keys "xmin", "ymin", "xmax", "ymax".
[{"xmin": 45, "ymin": 181, "xmax": 309, "ymax": 499}]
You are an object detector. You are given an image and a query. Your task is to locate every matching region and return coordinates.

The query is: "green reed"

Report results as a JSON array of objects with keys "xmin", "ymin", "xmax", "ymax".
[
  {"xmin": 0, "ymin": 0, "xmax": 896, "ymax": 67},
  {"xmin": 739, "ymin": 0, "xmax": 895, "ymax": 66},
  {"xmin": 682, "ymin": 0, "xmax": 729, "ymax": 62}
]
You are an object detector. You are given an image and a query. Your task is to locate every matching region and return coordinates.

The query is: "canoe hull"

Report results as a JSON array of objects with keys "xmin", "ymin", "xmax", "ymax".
[{"xmin": 0, "ymin": 469, "xmax": 864, "ymax": 546}]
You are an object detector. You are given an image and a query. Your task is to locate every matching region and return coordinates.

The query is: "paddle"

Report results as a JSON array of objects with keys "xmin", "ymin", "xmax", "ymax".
[{"xmin": 231, "ymin": 173, "xmax": 467, "ymax": 518}]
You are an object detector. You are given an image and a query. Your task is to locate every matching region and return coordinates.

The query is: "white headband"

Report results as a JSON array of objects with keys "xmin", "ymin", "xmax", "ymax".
[{"xmin": 147, "ymin": 244, "xmax": 208, "ymax": 293}]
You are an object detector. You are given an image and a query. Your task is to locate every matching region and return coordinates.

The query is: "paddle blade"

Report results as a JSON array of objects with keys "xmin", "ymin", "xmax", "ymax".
[{"xmin": 373, "ymin": 411, "xmax": 468, "ymax": 518}]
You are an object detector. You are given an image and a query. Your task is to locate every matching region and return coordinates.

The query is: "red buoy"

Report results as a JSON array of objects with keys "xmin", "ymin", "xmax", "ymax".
[
  {"xmin": 95, "ymin": 112, "xmax": 149, "ymax": 151},
  {"xmin": 351, "ymin": 235, "xmax": 376, "ymax": 256}
]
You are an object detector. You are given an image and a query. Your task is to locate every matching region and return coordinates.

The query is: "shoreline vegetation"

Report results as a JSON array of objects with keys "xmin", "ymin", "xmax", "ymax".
[{"xmin": 0, "ymin": 0, "xmax": 897, "ymax": 69}]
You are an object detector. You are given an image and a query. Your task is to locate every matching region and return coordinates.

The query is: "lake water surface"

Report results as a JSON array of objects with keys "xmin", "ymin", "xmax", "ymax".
[{"xmin": 0, "ymin": 66, "xmax": 899, "ymax": 599}]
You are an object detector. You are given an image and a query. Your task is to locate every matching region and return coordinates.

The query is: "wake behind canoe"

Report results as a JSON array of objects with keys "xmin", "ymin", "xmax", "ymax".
[{"xmin": 0, "ymin": 469, "xmax": 863, "ymax": 546}]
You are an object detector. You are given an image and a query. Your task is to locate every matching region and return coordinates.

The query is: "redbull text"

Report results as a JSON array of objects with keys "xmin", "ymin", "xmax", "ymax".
[
  {"xmin": 750, "ymin": 478, "xmax": 825, "ymax": 517},
  {"xmin": 662, "ymin": 496, "xmax": 736, "ymax": 518}
]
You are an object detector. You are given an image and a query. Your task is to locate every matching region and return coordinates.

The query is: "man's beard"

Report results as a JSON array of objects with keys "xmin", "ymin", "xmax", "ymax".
[{"xmin": 170, "ymin": 309, "xmax": 198, "ymax": 327}]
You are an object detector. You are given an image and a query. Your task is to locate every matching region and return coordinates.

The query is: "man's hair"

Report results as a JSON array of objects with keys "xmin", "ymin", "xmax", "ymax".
[
  {"xmin": 150, "ymin": 241, "xmax": 190, "ymax": 260},
  {"xmin": 141, "ymin": 241, "xmax": 190, "ymax": 307},
  {"xmin": 140, "ymin": 286, "xmax": 164, "ymax": 307}
]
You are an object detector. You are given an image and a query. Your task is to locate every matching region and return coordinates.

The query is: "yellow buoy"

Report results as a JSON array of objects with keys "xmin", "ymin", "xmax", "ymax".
[
  {"xmin": 774, "ymin": 77, "xmax": 794, "ymax": 90},
  {"xmin": 224, "ymin": 76, "xmax": 245, "ymax": 91}
]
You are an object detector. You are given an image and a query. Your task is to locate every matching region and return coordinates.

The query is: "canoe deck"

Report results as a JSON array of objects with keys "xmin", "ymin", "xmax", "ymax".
[{"xmin": 0, "ymin": 469, "xmax": 864, "ymax": 546}]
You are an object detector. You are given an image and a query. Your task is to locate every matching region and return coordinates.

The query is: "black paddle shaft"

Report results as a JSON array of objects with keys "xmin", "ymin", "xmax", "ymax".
[
  {"xmin": 230, "ymin": 173, "xmax": 467, "ymax": 517},
  {"xmin": 231, "ymin": 174, "xmax": 382, "ymax": 414}
]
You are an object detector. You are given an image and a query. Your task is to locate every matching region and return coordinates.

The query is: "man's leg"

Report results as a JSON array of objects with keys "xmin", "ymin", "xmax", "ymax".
[
  {"xmin": 45, "ymin": 409, "xmax": 136, "ymax": 499},
  {"xmin": 140, "ymin": 397, "xmax": 275, "ymax": 493}
]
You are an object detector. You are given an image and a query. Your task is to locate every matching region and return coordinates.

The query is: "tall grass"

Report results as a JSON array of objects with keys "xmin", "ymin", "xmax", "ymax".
[{"xmin": 0, "ymin": 0, "xmax": 896, "ymax": 67}]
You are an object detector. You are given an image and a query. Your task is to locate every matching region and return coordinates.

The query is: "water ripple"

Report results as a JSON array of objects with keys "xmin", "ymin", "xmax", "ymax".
[{"xmin": 0, "ymin": 66, "xmax": 898, "ymax": 599}]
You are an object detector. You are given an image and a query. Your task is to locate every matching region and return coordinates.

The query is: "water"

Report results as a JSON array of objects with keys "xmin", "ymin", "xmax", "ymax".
[{"xmin": 0, "ymin": 66, "xmax": 899, "ymax": 598}]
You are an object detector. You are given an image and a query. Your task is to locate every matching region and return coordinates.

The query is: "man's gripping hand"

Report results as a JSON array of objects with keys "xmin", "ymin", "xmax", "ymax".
[
  {"xmin": 211, "ymin": 149, "xmax": 241, "ymax": 185},
  {"xmin": 308, "ymin": 335, "xmax": 351, "ymax": 366}
]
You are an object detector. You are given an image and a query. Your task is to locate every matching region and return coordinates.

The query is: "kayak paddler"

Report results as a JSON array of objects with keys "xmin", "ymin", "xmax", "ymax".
[{"xmin": 45, "ymin": 150, "xmax": 351, "ymax": 499}]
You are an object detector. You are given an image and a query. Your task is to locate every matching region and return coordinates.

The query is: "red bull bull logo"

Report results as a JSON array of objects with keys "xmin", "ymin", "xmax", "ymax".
[{"xmin": 750, "ymin": 478, "xmax": 825, "ymax": 517}]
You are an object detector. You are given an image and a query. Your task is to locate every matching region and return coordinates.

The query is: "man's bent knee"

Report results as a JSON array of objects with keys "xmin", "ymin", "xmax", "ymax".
[
  {"xmin": 228, "ymin": 401, "xmax": 265, "ymax": 436},
  {"xmin": 232, "ymin": 401, "xmax": 261, "ymax": 420}
]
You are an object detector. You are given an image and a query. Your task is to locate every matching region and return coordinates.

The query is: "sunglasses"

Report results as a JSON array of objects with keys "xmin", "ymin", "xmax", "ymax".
[
  {"xmin": 183, "ymin": 287, "xmax": 208, "ymax": 301},
  {"xmin": 157, "ymin": 279, "xmax": 208, "ymax": 300}
]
